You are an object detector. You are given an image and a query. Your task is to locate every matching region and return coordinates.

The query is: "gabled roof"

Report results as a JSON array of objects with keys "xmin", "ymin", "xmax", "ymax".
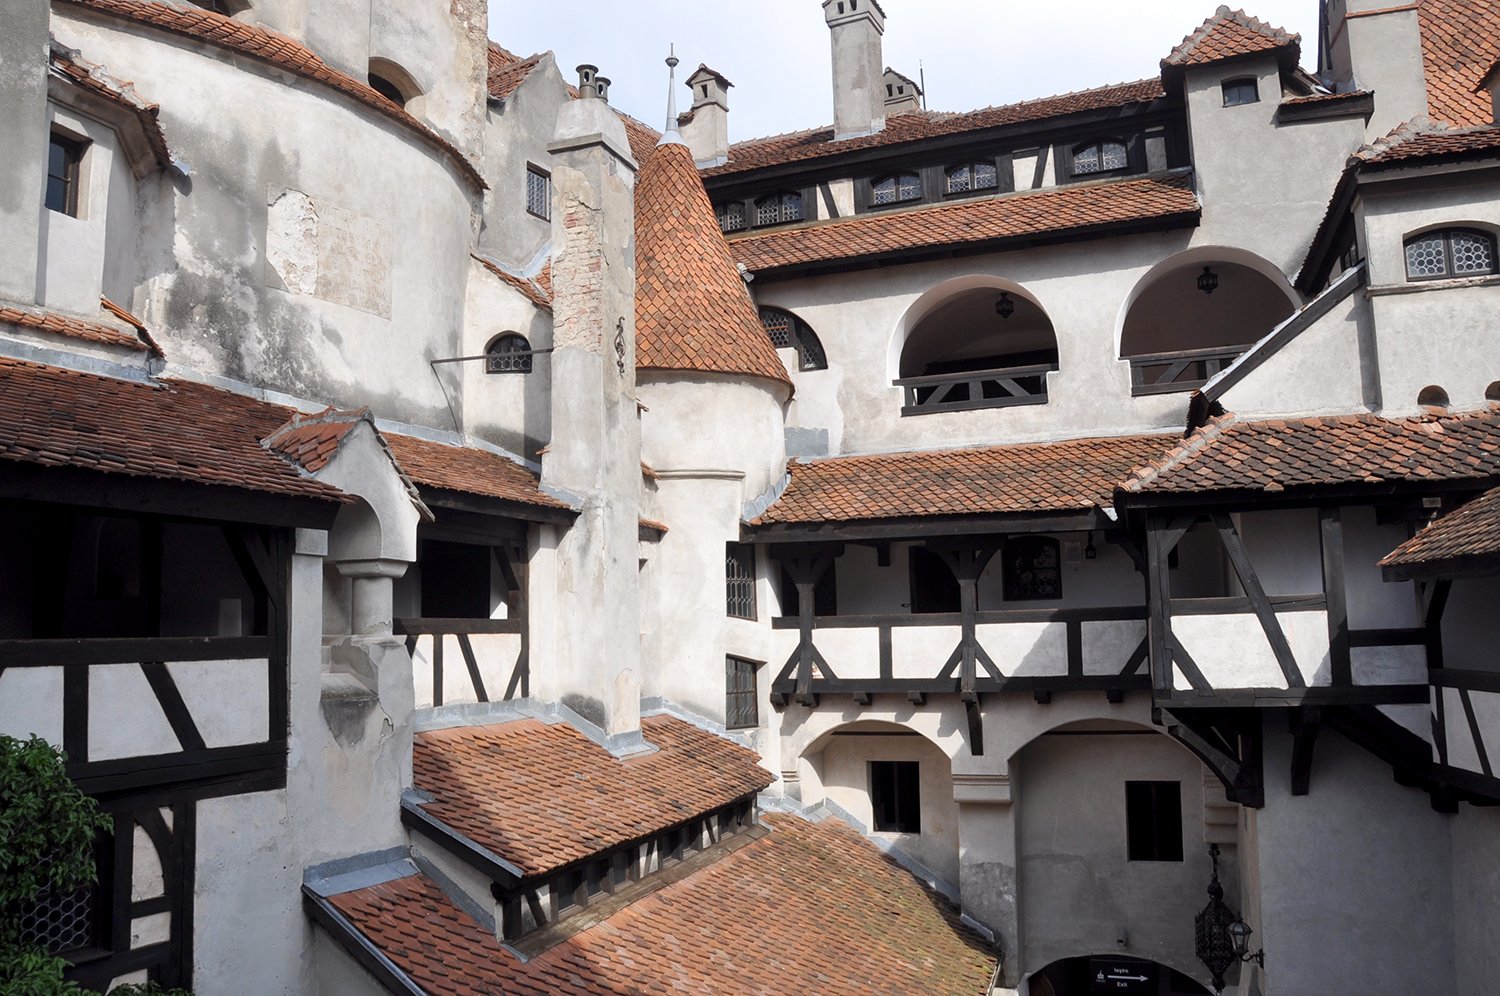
[
  {"xmin": 701, "ymin": 78, "xmax": 1165, "ymax": 179},
  {"xmin": 1162, "ymin": 5, "xmax": 1299, "ymax": 69},
  {"xmin": 384, "ymin": 433, "xmax": 569, "ymax": 513},
  {"xmin": 686, "ymin": 63, "xmax": 733, "ymax": 89},
  {"xmin": 1380, "ymin": 485, "xmax": 1500, "ymax": 577},
  {"xmin": 729, "ymin": 173, "xmax": 1200, "ymax": 276},
  {"xmin": 1121, "ymin": 409, "xmax": 1500, "ymax": 498},
  {"xmin": 58, "ymin": 0, "xmax": 485, "ymax": 190},
  {"xmin": 410, "ymin": 715, "xmax": 772, "ymax": 878},
  {"xmin": 635, "ymin": 140, "xmax": 791, "ymax": 388},
  {"xmin": 262, "ymin": 406, "xmax": 369, "ymax": 474},
  {"xmin": 487, "ymin": 43, "xmax": 547, "ymax": 101},
  {"xmin": 1355, "ymin": 121, "xmax": 1500, "ymax": 168},
  {"xmin": 1418, "ymin": 0, "xmax": 1500, "ymax": 127},
  {"xmin": 320, "ymin": 814, "xmax": 997, "ymax": 996},
  {"xmin": 472, "ymin": 253, "xmax": 552, "ymax": 311},
  {"xmin": 0, "ymin": 357, "xmax": 344, "ymax": 503},
  {"xmin": 753, "ymin": 433, "xmax": 1174, "ymax": 527},
  {"xmin": 48, "ymin": 41, "xmax": 172, "ymax": 172},
  {"xmin": 1, "ymin": 302, "xmax": 160, "ymax": 356}
]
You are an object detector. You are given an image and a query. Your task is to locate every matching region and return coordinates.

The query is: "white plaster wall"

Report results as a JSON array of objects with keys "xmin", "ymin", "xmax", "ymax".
[
  {"xmin": 89, "ymin": 664, "xmax": 181, "ymax": 761},
  {"xmin": 459, "ymin": 256, "xmax": 553, "ymax": 457},
  {"xmin": 1442, "ymin": 576, "xmax": 1500, "ymax": 673},
  {"xmin": 410, "ymin": 632, "xmax": 520, "ymax": 709},
  {"xmin": 38, "ymin": 104, "xmax": 134, "ymax": 316},
  {"xmin": 1342, "ymin": 506, "xmax": 1420, "ymax": 631},
  {"xmin": 1326, "ymin": 1, "xmax": 1429, "ymax": 139},
  {"xmin": 168, "ymin": 658, "xmax": 270, "ymax": 747},
  {"xmin": 479, "ymin": 57, "xmax": 569, "ymax": 268},
  {"xmin": 1237, "ymin": 509, "xmax": 1323, "ymax": 596},
  {"xmin": 0, "ymin": 668, "xmax": 64, "ymax": 745},
  {"xmin": 1174, "ymin": 611, "xmax": 1331, "ymax": 689},
  {"xmin": 1451, "ymin": 804, "xmax": 1500, "ymax": 996},
  {"xmin": 638, "ymin": 375, "xmax": 789, "ymax": 500},
  {"xmin": 1214, "ymin": 291, "xmax": 1375, "ymax": 419},
  {"xmin": 368, "ymin": 0, "xmax": 488, "ymax": 161}
]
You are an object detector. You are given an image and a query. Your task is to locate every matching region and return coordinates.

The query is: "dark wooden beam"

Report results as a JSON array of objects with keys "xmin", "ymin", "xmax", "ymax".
[
  {"xmin": 965, "ymin": 697, "xmax": 984, "ymax": 756},
  {"xmin": 0, "ymin": 635, "xmax": 270, "ymax": 668},
  {"xmin": 1319, "ymin": 508, "xmax": 1351, "ymax": 686},
  {"xmin": 747, "ymin": 511, "xmax": 1104, "ymax": 544},
  {"xmin": 1289, "ymin": 707, "xmax": 1321, "ymax": 796},
  {"xmin": 140, "ymin": 661, "xmax": 208, "ymax": 753},
  {"xmin": 1214, "ymin": 513, "xmax": 1305, "ymax": 689},
  {"xmin": 1145, "ymin": 514, "xmax": 1175, "ymax": 694}
]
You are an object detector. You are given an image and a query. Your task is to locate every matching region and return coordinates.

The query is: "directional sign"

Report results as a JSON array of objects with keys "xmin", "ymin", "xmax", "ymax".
[{"xmin": 1089, "ymin": 957, "xmax": 1158, "ymax": 994}]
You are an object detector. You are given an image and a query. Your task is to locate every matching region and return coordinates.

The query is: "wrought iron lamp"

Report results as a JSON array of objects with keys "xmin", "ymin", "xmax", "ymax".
[
  {"xmin": 1197, "ymin": 266, "xmax": 1220, "ymax": 295},
  {"xmin": 996, "ymin": 293, "xmax": 1015, "ymax": 320},
  {"xmin": 1194, "ymin": 844, "xmax": 1263, "ymax": 994},
  {"xmin": 1084, "ymin": 534, "xmax": 1097, "ymax": 560}
]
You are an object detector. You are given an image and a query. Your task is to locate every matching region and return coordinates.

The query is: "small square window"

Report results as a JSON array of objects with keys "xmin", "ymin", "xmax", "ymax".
[
  {"xmin": 526, "ymin": 165, "xmax": 550, "ymax": 220},
  {"xmin": 46, "ymin": 132, "xmax": 86, "ymax": 217},
  {"xmin": 871, "ymin": 760, "xmax": 921, "ymax": 833},
  {"xmin": 1222, "ymin": 78, "xmax": 1259, "ymax": 107},
  {"xmin": 725, "ymin": 656, "xmax": 759, "ymax": 729},
  {"xmin": 1126, "ymin": 780, "xmax": 1183, "ymax": 861}
]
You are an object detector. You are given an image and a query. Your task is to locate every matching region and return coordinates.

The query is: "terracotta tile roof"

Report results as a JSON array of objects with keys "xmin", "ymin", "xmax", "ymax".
[
  {"xmin": 729, "ymin": 173, "xmax": 1200, "ymax": 275},
  {"xmin": 635, "ymin": 141, "xmax": 791, "ymax": 387},
  {"xmin": 411, "ymin": 715, "xmax": 773, "ymax": 877},
  {"xmin": 1122, "ymin": 409, "xmax": 1500, "ymax": 497},
  {"xmin": 1162, "ymin": 5, "xmax": 1299, "ymax": 68},
  {"xmin": 98, "ymin": 297, "xmax": 164, "ymax": 355},
  {"xmin": 701, "ymin": 78, "xmax": 1165, "ymax": 178},
  {"xmin": 48, "ymin": 41, "xmax": 172, "ymax": 170},
  {"xmin": 0, "ymin": 357, "xmax": 344, "ymax": 502},
  {"xmin": 384, "ymin": 434, "xmax": 568, "ymax": 512},
  {"xmin": 1281, "ymin": 89, "xmax": 1372, "ymax": 107},
  {"xmin": 0, "ymin": 304, "xmax": 158, "ymax": 355},
  {"xmin": 326, "ymin": 813, "xmax": 997, "ymax": 996},
  {"xmin": 472, "ymin": 253, "xmax": 551, "ymax": 311},
  {"xmin": 263, "ymin": 407, "xmax": 369, "ymax": 474},
  {"xmin": 1418, "ymin": 0, "xmax": 1500, "ymax": 127},
  {"xmin": 754, "ymin": 434, "xmax": 1174, "ymax": 526},
  {"xmin": 58, "ymin": 0, "xmax": 485, "ymax": 190},
  {"xmin": 1356, "ymin": 121, "xmax": 1500, "ymax": 167},
  {"xmin": 487, "ymin": 46, "xmax": 546, "ymax": 101},
  {"xmin": 1380, "ymin": 485, "xmax": 1500, "ymax": 571}
]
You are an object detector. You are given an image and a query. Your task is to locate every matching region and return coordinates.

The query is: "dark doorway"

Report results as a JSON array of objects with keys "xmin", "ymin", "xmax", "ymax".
[{"xmin": 1029, "ymin": 956, "xmax": 1212, "ymax": 996}]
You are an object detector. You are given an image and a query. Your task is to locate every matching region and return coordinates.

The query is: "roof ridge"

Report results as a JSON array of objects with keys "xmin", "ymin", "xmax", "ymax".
[
  {"xmin": 1121, "ymin": 412, "xmax": 1239, "ymax": 493},
  {"xmin": 1162, "ymin": 4, "xmax": 1299, "ymax": 68}
]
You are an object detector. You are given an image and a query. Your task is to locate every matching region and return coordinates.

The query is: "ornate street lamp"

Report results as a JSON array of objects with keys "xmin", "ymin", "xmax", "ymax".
[
  {"xmin": 996, "ymin": 292, "xmax": 1015, "ymax": 320},
  {"xmin": 1194, "ymin": 844, "xmax": 1263, "ymax": 994},
  {"xmin": 1197, "ymin": 266, "xmax": 1220, "ymax": 295}
]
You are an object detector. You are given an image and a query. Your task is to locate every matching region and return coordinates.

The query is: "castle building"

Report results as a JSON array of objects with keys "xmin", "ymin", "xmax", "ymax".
[{"xmin": 1, "ymin": 1, "xmax": 1498, "ymax": 993}]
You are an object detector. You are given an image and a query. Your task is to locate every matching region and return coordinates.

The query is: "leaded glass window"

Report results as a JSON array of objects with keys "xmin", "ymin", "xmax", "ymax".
[
  {"xmin": 758, "ymin": 308, "xmax": 828, "ymax": 372},
  {"xmin": 1002, "ymin": 536, "xmax": 1062, "ymax": 601},
  {"xmin": 526, "ymin": 165, "xmax": 550, "ymax": 220},
  {"xmin": 725, "ymin": 656, "xmax": 758, "ymax": 729},
  {"xmin": 485, "ymin": 332, "xmax": 533, "ymax": 374},
  {"xmin": 872, "ymin": 172, "xmax": 922, "ymax": 206},
  {"xmin": 1404, "ymin": 228, "xmax": 1497, "ymax": 280},
  {"xmin": 1072, "ymin": 140, "xmax": 1129, "ymax": 176},
  {"xmin": 755, "ymin": 192, "xmax": 803, "ymax": 226},
  {"xmin": 726, "ymin": 542, "xmax": 756, "ymax": 619},
  {"xmin": 946, "ymin": 161, "xmax": 998, "ymax": 194},
  {"xmin": 716, "ymin": 201, "xmax": 746, "ymax": 233}
]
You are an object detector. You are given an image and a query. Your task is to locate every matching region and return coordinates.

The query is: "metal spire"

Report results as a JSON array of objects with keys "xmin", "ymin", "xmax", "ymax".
[{"xmin": 660, "ymin": 45, "xmax": 685, "ymax": 144}]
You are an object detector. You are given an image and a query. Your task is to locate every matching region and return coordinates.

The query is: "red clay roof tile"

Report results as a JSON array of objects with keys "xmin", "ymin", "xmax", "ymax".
[
  {"xmin": 1162, "ymin": 6, "xmax": 1299, "ymax": 68},
  {"xmin": 1122, "ymin": 409, "xmax": 1500, "ymax": 496},
  {"xmin": 472, "ymin": 253, "xmax": 552, "ymax": 311},
  {"xmin": 0, "ymin": 304, "xmax": 157, "ymax": 355},
  {"xmin": 729, "ymin": 173, "xmax": 1200, "ymax": 275},
  {"xmin": 0, "ymin": 358, "xmax": 344, "ymax": 502},
  {"xmin": 58, "ymin": 0, "xmax": 485, "ymax": 190},
  {"xmin": 327, "ymin": 813, "xmax": 997, "ymax": 996},
  {"xmin": 263, "ymin": 407, "xmax": 370, "ymax": 474},
  {"xmin": 412, "ymin": 715, "xmax": 772, "ymax": 878},
  {"xmin": 384, "ymin": 434, "xmax": 567, "ymax": 511},
  {"xmin": 754, "ymin": 434, "xmax": 1174, "ymax": 526},
  {"xmin": 1379, "ymin": 484, "xmax": 1500, "ymax": 570},
  {"xmin": 635, "ymin": 141, "xmax": 791, "ymax": 387},
  {"xmin": 48, "ymin": 41, "xmax": 172, "ymax": 171},
  {"xmin": 1418, "ymin": 0, "xmax": 1500, "ymax": 127},
  {"xmin": 1357, "ymin": 122, "xmax": 1500, "ymax": 167},
  {"xmin": 488, "ymin": 48, "xmax": 546, "ymax": 101}
]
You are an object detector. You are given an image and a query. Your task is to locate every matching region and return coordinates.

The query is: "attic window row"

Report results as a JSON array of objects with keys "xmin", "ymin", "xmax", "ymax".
[{"xmin": 715, "ymin": 191, "xmax": 804, "ymax": 233}]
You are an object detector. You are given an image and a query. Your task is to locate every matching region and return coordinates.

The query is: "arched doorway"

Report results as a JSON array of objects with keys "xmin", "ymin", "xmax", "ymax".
[
  {"xmin": 1120, "ymin": 249, "xmax": 1297, "ymax": 396},
  {"xmin": 895, "ymin": 282, "xmax": 1058, "ymax": 415},
  {"xmin": 1028, "ymin": 955, "xmax": 1213, "ymax": 995}
]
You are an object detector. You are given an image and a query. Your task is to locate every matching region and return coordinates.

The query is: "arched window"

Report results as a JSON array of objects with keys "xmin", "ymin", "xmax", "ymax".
[
  {"xmin": 1403, "ymin": 228, "xmax": 1496, "ymax": 281},
  {"xmin": 945, "ymin": 162, "xmax": 998, "ymax": 195},
  {"xmin": 755, "ymin": 192, "xmax": 803, "ymax": 227},
  {"xmin": 1002, "ymin": 536, "xmax": 1061, "ymax": 602},
  {"xmin": 485, "ymin": 333, "xmax": 533, "ymax": 374},
  {"xmin": 368, "ymin": 58, "xmax": 422, "ymax": 110},
  {"xmin": 759, "ymin": 307, "xmax": 827, "ymax": 371},
  {"xmin": 1072, "ymin": 139, "xmax": 1129, "ymax": 177},
  {"xmin": 871, "ymin": 172, "xmax": 922, "ymax": 206},
  {"xmin": 716, "ymin": 202, "xmax": 746, "ymax": 233}
]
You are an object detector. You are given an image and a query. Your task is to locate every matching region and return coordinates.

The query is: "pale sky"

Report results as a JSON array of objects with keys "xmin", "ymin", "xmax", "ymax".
[{"xmin": 488, "ymin": 1, "xmax": 1324, "ymax": 141}]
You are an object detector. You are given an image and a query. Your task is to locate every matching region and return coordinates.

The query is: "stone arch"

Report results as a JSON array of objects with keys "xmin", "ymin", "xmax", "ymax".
[
  {"xmin": 891, "ymin": 275, "xmax": 1058, "ymax": 380},
  {"xmin": 887, "ymin": 274, "xmax": 1058, "ymax": 382},
  {"xmin": 368, "ymin": 57, "xmax": 425, "ymax": 112},
  {"xmin": 1026, "ymin": 955, "xmax": 1213, "ymax": 995}
]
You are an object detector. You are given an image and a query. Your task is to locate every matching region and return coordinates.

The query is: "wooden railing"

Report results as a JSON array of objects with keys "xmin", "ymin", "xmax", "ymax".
[
  {"xmin": 1128, "ymin": 344, "xmax": 1253, "ymax": 396},
  {"xmin": 395, "ymin": 618, "xmax": 526, "ymax": 708},
  {"xmin": 895, "ymin": 362, "xmax": 1052, "ymax": 416}
]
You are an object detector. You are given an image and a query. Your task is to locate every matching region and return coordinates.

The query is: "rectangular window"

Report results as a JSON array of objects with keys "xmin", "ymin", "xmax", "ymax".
[
  {"xmin": 1126, "ymin": 780, "xmax": 1183, "ymax": 861},
  {"xmin": 525, "ymin": 165, "xmax": 550, "ymax": 220},
  {"xmin": 871, "ymin": 760, "xmax": 921, "ymax": 833},
  {"xmin": 46, "ymin": 133, "xmax": 86, "ymax": 217},
  {"xmin": 1222, "ymin": 78, "xmax": 1259, "ymax": 106},
  {"xmin": 725, "ymin": 655, "xmax": 759, "ymax": 729},
  {"xmin": 725, "ymin": 542, "xmax": 756, "ymax": 619}
]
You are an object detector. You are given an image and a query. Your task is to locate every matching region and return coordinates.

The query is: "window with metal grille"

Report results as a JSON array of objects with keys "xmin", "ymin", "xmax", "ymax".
[
  {"xmin": 1002, "ymin": 536, "xmax": 1062, "ymax": 601},
  {"xmin": 757, "ymin": 307, "xmax": 828, "ymax": 372},
  {"xmin": 46, "ymin": 132, "xmax": 85, "ymax": 217},
  {"xmin": 1404, "ymin": 228, "xmax": 1496, "ymax": 280},
  {"xmin": 1221, "ymin": 78, "xmax": 1259, "ymax": 106},
  {"xmin": 16, "ymin": 856, "xmax": 103, "ymax": 956},
  {"xmin": 871, "ymin": 760, "xmax": 920, "ymax": 833},
  {"xmin": 945, "ymin": 161, "xmax": 998, "ymax": 195},
  {"xmin": 716, "ymin": 201, "xmax": 746, "ymax": 233},
  {"xmin": 725, "ymin": 655, "xmax": 759, "ymax": 729},
  {"xmin": 1126, "ymin": 780, "xmax": 1183, "ymax": 861},
  {"xmin": 1072, "ymin": 139, "xmax": 1129, "ymax": 176},
  {"xmin": 725, "ymin": 542, "xmax": 756, "ymax": 619},
  {"xmin": 754, "ymin": 192, "xmax": 802, "ymax": 227},
  {"xmin": 485, "ymin": 332, "xmax": 533, "ymax": 374},
  {"xmin": 526, "ymin": 165, "xmax": 551, "ymax": 220},
  {"xmin": 871, "ymin": 172, "xmax": 922, "ymax": 206}
]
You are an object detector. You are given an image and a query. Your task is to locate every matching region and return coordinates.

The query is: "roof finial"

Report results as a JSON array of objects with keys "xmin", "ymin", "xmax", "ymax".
[{"xmin": 659, "ymin": 45, "xmax": 686, "ymax": 146}]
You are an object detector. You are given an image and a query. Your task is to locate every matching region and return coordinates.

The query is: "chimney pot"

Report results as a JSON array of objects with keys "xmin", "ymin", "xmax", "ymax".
[
  {"xmin": 576, "ymin": 63, "xmax": 599, "ymax": 98},
  {"xmin": 595, "ymin": 76, "xmax": 612, "ymax": 103}
]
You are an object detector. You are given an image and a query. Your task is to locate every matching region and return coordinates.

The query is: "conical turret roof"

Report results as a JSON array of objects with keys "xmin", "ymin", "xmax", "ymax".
[{"xmin": 634, "ymin": 140, "xmax": 791, "ymax": 389}]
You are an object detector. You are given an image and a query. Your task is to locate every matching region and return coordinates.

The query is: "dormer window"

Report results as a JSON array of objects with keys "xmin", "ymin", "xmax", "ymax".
[
  {"xmin": 755, "ymin": 191, "xmax": 803, "ymax": 227},
  {"xmin": 1404, "ymin": 228, "xmax": 1496, "ymax": 280},
  {"xmin": 1222, "ymin": 78, "xmax": 1259, "ymax": 106},
  {"xmin": 45, "ymin": 131, "xmax": 86, "ymax": 217},
  {"xmin": 871, "ymin": 172, "xmax": 922, "ymax": 206},
  {"xmin": 485, "ymin": 332, "xmax": 533, "ymax": 374},
  {"xmin": 1072, "ymin": 140, "xmax": 1129, "ymax": 177},
  {"xmin": 716, "ymin": 202, "xmax": 746, "ymax": 233},
  {"xmin": 946, "ymin": 162, "xmax": 998, "ymax": 195}
]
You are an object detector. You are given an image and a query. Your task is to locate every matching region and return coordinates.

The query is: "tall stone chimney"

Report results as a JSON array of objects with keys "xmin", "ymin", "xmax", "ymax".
[
  {"xmin": 540, "ymin": 67, "xmax": 645, "ymax": 749},
  {"xmin": 1323, "ymin": 0, "xmax": 1429, "ymax": 138},
  {"xmin": 680, "ymin": 64, "xmax": 733, "ymax": 168},
  {"xmin": 823, "ymin": 0, "xmax": 887, "ymax": 140},
  {"xmin": 0, "ymin": 0, "xmax": 48, "ymax": 305}
]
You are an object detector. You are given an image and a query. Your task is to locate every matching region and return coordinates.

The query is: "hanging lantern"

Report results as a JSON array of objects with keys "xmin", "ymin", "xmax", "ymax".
[
  {"xmin": 1194, "ymin": 844, "xmax": 1238, "ymax": 994},
  {"xmin": 996, "ymin": 293, "xmax": 1015, "ymax": 320},
  {"xmin": 1197, "ymin": 266, "xmax": 1220, "ymax": 295}
]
